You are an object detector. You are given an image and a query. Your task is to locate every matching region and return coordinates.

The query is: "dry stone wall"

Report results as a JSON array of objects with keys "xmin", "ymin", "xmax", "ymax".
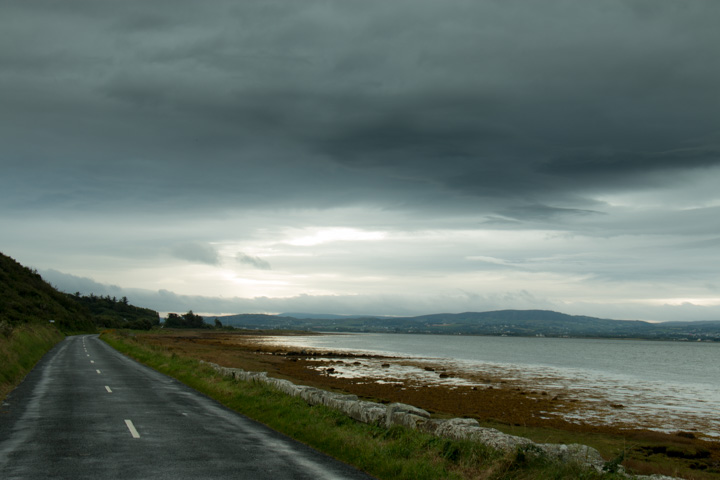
[{"xmin": 204, "ymin": 361, "xmax": 679, "ymax": 479}]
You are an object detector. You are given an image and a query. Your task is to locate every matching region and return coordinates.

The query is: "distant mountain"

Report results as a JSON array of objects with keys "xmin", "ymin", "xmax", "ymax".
[
  {"xmin": 205, "ymin": 309, "xmax": 720, "ymax": 341},
  {"xmin": 280, "ymin": 312, "xmax": 393, "ymax": 320},
  {"xmin": 402, "ymin": 310, "xmax": 651, "ymax": 336},
  {"xmin": 658, "ymin": 320, "xmax": 720, "ymax": 327}
]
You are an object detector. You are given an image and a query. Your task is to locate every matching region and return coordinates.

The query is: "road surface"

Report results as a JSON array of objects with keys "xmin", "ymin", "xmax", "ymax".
[{"xmin": 0, "ymin": 334, "xmax": 375, "ymax": 479}]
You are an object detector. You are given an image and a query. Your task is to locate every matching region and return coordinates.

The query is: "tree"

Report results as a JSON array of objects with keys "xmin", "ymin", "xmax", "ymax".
[
  {"xmin": 164, "ymin": 310, "xmax": 207, "ymax": 329},
  {"xmin": 214, "ymin": 318, "xmax": 222, "ymax": 328},
  {"xmin": 164, "ymin": 313, "xmax": 184, "ymax": 328},
  {"xmin": 182, "ymin": 310, "xmax": 205, "ymax": 328}
]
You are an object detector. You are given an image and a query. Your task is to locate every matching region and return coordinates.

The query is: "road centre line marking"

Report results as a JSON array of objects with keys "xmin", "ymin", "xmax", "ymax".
[
  {"xmin": 90, "ymin": 360, "xmax": 94, "ymax": 364},
  {"xmin": 96, "ymin": 369, "xmax": 101, "ymax": 374},
  {"xmin": 105, "ymin": 386, "xmax": 112, "ymax": 393},
  {"xmin": 124, "ymin": 419, "xmax": 140, "ymax": 438}
]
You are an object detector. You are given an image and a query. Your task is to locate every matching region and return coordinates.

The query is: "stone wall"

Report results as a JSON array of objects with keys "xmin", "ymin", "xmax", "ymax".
[{"xmin": 204, "ymin": 362, "xmax": 679, "ymax": 480}]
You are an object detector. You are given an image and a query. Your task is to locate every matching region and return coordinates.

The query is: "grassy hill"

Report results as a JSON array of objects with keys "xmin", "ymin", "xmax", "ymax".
[
  {"xmin": 0, "ymin": 252, "xmax": 96, "ymax": 333},
  {"xmin": 1, "ymin": 252, "xmax": 159, "ymax": 332}
]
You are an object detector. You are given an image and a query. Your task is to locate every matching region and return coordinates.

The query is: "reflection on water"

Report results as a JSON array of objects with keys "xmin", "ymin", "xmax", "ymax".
[{"xmin": 258, "ymin": 333, "xmax": 720, "ymax": 440}]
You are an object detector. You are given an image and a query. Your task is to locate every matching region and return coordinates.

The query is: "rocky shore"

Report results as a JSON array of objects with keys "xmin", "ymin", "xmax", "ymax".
[
  {"xmin": 139, "ymin": 331, "xmax": 720, "ymax": 478},
  {"xmin": 204, "ymin": 359, "xmax": 687, "ymax": 480}
]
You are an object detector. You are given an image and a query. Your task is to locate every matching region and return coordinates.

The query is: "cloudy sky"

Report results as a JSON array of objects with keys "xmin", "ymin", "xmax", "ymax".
[{"xmin": 2, "ymin": 0, "xmax": 719, "ymax": 321}]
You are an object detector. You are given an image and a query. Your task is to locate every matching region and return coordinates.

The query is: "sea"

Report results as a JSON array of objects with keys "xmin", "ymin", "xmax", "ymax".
[{"xmin": 258, "ymin": 333, "xmax": 720, "ymax": 440}]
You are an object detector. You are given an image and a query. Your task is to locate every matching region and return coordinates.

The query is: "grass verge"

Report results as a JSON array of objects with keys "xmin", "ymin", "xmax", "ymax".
[
  {"xmin": 102, "ymin": 331, "xmax": 626, "ymax": 480},
  {"xmin": 0, "ymin": 322, "xmax": 64, "ymax": 402}
]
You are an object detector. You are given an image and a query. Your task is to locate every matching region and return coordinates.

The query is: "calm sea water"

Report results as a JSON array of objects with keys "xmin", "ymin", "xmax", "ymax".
[{"xmin": 261, "ymin": 333, "xmax": 720, "ymax": 439}]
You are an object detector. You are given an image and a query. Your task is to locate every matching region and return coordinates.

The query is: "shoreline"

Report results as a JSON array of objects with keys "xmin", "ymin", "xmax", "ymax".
[
  {"xmin": 252, "ymin": 333, "xmax": 720, "ymax": 442},
  {"xmin": 143, "ymin": 330, "xmax": 718, "ymax": 439},
  {"xmin": 137, "ymin": 330, "xmax": 720, "ymax": 477}
]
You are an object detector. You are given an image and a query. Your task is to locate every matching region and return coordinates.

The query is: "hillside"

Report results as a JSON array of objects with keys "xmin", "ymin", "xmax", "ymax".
[
  {"xmin": 0, "ymin": 252, "xmax": 96, "ymax": 401},
  {"xmin": 207, "ymin": 310, "xmax": 720, "ymax": 341},
  {"xmin": 73, "ymin": 294, "xmax": 159, "ymax": 330},
  {"xmin": 0, "ymin": 252, "xmax": 159, "ymax": 333},
  {"xmin": 0, "ymin": 252, "xmax": 95, "ymax": 333},
  {"xmin": 1, "ymin": 252, "xmax": 164, "ymax": 400},
  {"xmin": 398, "ymin": 310, "xmax": 652, "ymax": 336}
]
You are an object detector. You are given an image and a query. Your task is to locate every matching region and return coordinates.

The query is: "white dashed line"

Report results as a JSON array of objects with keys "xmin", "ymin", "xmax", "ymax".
[
  {"xmin": 105, "ymin": 386, "xmax": 112, "ymax": 393},
  {"xmin": 124, "ymin": 419, "xmax": 140, "ymax": 438},
  {"xmin": 96, "ymin": 369, "xmax": 101, "ymax": 374},
  {"xmin": 90, "ymin": 360, "xmax": 94, "ymax": 364}
]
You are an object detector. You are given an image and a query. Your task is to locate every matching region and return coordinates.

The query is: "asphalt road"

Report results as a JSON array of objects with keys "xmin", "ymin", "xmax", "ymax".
[{"xmin": 0, "ymin": 334, "xmax": 375, "ymax": 480}]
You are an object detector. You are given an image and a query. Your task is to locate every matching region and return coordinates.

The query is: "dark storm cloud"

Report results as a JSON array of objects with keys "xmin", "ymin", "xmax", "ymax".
[
  {"xmin": 3, "ymin": 0, "xmax": 719, "ymax": 323},
  {"xmin": 541, "ymin": 148, "xmax": 720, "ymax": 181},
  {"xmin": 500, "ymin": 205, "xmax": 603, "ymax": 222},
  {"xmin": 1, "ymin": 0, "xmax": 719, "ymax": 219}
]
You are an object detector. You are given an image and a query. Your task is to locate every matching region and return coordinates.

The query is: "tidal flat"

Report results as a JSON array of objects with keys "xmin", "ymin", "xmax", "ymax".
[{"xmin": 138, "ymin": 330, "xmax": 720, "ymax": 478}]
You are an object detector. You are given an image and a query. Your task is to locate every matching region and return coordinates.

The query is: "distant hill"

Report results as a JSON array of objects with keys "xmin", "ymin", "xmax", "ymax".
[
  {"xmin": 204, "ymin": 313, "xmax": 307, "ymax": 330},
  {"xmin": 207, "ymin": 309, "xmax": 720, "ymax": 341},
  {"xmin": 402, "ymin": 310, "xmax": 651, "ymax": 336},
  {"xmin": 0, "ymin": 252, "xmax": 95, "ymax": 333},
  {"xmin": 280, "ymin": 312, "xmax": 392, "ymax": 320},
  {"xmin": 4, "ymin": 251, "xmax": 716, "ymax": 340}
]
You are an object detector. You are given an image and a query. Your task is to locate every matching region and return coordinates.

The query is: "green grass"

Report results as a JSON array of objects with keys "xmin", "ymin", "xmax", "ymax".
[
  {"xmin": 102, "ymin": 331, "xmax": 627, "ymax": 480},
  {"xmin": 0, "ymin": 322, "xmax": 64, "ymax": 401}
]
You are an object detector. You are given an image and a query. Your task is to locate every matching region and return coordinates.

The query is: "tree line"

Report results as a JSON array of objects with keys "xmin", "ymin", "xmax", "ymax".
[
  {"xmin": 73, "ymin": 293, "xmax": 160, "ymax": 330},
  {"xmin": 163, "ymin": 310, "xmax": 224, "ymax": 329}
]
